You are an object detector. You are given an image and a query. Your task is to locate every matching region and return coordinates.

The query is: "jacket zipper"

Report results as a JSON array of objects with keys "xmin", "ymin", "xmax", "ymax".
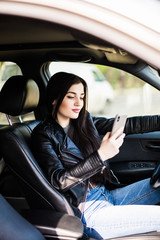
[
  {"xmin": 79, "ymin": 181, "xmax": 89, "ymax": 220},
  {"xmin": 62, "ymin": 144, "xmax": 91, "ymax": 217}
]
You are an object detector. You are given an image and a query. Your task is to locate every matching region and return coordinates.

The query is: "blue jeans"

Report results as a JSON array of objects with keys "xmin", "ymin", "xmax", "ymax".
[{"xmin": 82, "ymin": 178, "xmax": 160, "ymax": 239}]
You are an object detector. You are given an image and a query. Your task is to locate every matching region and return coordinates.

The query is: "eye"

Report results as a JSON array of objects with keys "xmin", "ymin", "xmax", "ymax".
[
  {"xmin": 80, "ymin": 95, "xmax": 85, "ymax": 100},
  {"xmin": 67, "ymin": 96, "xmax": 74, "ymax": 99}
]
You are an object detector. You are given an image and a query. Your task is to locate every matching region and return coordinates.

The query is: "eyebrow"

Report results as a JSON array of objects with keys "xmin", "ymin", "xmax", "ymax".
[{"xmin": 67, "ymin": 91, "xmax": 85, "ymax": 95}]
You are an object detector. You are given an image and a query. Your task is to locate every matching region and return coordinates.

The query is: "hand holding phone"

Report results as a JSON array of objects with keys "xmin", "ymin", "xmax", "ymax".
[
  {"xmin": 110, "ymin": 114, "xmax": 127, "ymax": 137},
  {"xmin": 98, "ymin": 114, "xmax": 127, "ymax": 161}
]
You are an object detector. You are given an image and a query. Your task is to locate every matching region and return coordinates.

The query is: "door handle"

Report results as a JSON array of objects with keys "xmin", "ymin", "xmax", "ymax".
[{"xmin": 146, "ymin": 144, "xmax": 160, "ymax": 150}]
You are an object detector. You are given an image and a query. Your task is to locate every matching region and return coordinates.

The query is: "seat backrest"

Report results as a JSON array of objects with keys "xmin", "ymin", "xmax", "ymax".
[{"xmin": 0, "ymin": 76, "xmax": 74, "ymax": 215}]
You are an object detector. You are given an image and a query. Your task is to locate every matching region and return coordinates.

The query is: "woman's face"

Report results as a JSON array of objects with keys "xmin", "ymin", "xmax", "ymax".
[{"xmin": 55, "ymin": 82, "xmax": 85, "ymax": 127}]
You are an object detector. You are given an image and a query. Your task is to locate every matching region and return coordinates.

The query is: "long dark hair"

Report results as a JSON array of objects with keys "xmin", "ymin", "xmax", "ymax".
[{"xmin": 46, "ymin": 72, "xmax": 100, "ymax": 157}]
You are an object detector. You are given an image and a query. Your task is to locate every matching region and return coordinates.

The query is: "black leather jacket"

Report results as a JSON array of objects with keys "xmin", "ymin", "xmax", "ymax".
[{"xmin": 32, "ymin": 113, "xmax": 160, "ymax": 216}]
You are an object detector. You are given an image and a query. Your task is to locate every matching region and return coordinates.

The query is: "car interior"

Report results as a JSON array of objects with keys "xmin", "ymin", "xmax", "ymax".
[{"xmin": 0, "ymin": 7, "xmax": 160, "ymax": 240}]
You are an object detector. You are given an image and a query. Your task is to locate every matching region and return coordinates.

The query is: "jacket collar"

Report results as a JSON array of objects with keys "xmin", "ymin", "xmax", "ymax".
[{"xmin": 45, "ymin": 114, "xmax": 84, "ymax": 159}]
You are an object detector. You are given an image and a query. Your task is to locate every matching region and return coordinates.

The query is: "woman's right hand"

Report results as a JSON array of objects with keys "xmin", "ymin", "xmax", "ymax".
[{"xmin": 98, "ymin": 128, "xmax": 125, "ymax": 162}]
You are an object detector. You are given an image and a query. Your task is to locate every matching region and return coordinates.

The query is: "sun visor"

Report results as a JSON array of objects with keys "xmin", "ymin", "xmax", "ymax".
[
  {"xmin": 81, "ymin": 41, "xmax": 138, "ymax": 64},
  {"xmin": 104, "ymin": 48, "xmax": 137, "ymax": 64}
]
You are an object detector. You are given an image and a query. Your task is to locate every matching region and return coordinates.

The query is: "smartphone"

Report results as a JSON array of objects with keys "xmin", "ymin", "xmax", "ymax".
[{"xmin": 110, "ymin": 114, "xmax": 127, "ymax": 137}]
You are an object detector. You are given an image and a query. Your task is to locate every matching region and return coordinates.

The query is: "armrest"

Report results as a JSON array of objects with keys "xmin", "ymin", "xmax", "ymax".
[{"xmin": 22, "ymin": 209, "xmax": 83, "ymax": 239}]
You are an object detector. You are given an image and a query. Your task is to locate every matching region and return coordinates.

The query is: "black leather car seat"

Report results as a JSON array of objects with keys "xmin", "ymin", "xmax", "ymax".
[{"xmin": 0, "ymin": 76, "xmax": 74, "ymax": 215}]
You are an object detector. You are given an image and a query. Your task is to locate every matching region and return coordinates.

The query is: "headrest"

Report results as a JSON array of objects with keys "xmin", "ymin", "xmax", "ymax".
[{"xmin": 0, "ymin": 76, "xmax": 39, "ymax": 116}]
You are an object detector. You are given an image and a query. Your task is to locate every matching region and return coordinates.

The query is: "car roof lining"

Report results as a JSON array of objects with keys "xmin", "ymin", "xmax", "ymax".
[
  {"xmin": 1, "ymin": 13, "xmax": 160, "ymax": 91},
  {"xmin": 0, "ymin": 14, "xmax": 138, "ymax": 65},
  {"xmin": 0, "ymin": 15, "xmax": 75, "ymax": 45}
]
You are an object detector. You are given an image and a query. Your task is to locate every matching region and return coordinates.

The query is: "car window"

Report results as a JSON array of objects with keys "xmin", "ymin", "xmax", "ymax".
[
  {"xmin": 92, "ymin": 70, "xmax": 105, "ymax": 82},
  {"xmin": 47, "ymin": 62, "xmax": 160, "ymax": 118},
  {"xmin": 0, "ymin": 62, "xmax": 35, "ymax": 125},
  {"xmin": 98, "ymin": 65, "xmax": 160, "ymax": 118}
]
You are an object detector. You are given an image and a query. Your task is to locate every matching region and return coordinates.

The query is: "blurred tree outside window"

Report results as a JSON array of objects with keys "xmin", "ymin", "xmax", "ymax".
[{"xmin": 96, "ymin": 65, "xmax": 160, "ymax": 118}]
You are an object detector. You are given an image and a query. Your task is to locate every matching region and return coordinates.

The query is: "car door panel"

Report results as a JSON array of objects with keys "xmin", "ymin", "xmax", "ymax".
[{"xmin": 110, "ymin": 132, "xmax": 160, "ymax": 184}]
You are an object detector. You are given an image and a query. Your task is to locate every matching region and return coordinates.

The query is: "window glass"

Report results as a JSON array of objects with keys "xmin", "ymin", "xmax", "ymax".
[
  {"xmin": 48, "ymin": 62, "xmax": 160, "ymax": 118},
  {"xmin": 98, "ymin": 65, "xmax": 160, "ymax": 118},
  {"xmin": 0, "ymin": 62, "xmax": 35, "ymax": 125}
]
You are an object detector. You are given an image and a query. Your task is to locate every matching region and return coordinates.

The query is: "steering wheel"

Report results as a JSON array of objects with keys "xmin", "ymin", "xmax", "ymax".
[{"xmin": 150, "ymin": 162, "xmax": 160, "ymax": 188}]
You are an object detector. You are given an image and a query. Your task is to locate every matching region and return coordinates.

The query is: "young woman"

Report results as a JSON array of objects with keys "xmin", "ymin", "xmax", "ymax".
[{"xmin": 32, "ymin": 72, "xmax": 160, "ymax": 239}]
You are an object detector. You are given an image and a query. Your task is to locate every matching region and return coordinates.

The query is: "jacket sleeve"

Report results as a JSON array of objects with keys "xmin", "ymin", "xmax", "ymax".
[
  {"xmin": 125, "ymin": 115, "xmax": 160, "ymax": 134},
  {"xmin": 92, "ymin": 115, "xmax": 160, "ymax": 135},
  {"xmin": 32, "ymin": 130, "xmax": 104, "ymax": 192}
]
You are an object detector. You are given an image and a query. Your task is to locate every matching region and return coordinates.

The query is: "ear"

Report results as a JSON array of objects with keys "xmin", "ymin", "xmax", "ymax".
[{"xmin": 52, "ymin": 99, "xmax": 57, "ymax": 106}]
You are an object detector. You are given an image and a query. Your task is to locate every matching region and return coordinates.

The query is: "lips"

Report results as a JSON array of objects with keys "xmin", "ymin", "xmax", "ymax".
[{"xmin": 72, "ymin": 109, "xmax": 80, "ymax": 113}]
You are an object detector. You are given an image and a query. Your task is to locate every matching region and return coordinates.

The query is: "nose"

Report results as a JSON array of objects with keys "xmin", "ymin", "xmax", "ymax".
[{"xmin": 75, "ymin": 97, "xmax": 81, "ymax": 106}]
